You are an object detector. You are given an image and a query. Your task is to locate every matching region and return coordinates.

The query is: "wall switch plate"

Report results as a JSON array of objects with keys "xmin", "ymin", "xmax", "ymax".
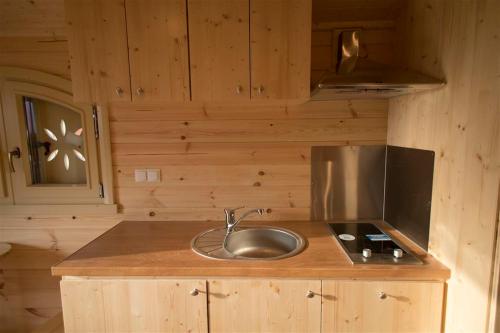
[
  {"xmin": 134, "ymin": 169, "xmax": 147, "ymax": 182},
  {"xmin": 147, "ymin": 169, "xmax": 161, "ymax": 182}
]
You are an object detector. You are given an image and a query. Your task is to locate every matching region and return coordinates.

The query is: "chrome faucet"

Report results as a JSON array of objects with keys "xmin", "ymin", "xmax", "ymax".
[{"xmin": 224, "ymin": 207, "xmax": 265, "ymax": 236}]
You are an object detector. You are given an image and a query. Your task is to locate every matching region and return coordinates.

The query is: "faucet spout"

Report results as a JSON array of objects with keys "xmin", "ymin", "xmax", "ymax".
[{"xmin": 223, "ymin": 207, "xmax": 265, "ymax": 249}]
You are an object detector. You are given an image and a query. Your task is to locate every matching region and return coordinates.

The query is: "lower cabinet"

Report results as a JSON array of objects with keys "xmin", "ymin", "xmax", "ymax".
[
  {"xmin": 60, "ymin": 278, "xmax": 444, "ymax": 333},
  {"xmin": 322, "ymin": 280, "xmax": 444, "ymax": 333},
  {"xmin": 60, "ymin": 278, "xmax": 208, "ymax": 333},
  {"xmin": 208, "ymin": 279, "xmax": 322, "ymax": 332}
]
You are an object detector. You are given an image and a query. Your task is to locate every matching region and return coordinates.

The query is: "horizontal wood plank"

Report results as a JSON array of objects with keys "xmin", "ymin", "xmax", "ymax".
[
  {"xmin": 114, "ymin": 165, "xmax": 309, "ymax": 187},
  {"xmin": 109, "ymin": 100, "xmax": 387, "ymax": 121},
  {"xmin": 115, "ymin": 185, "xmax": 310, "ymax": 208},
  {"xmin": 110, "ymin": 118, "xmax": 387, "ymax": 143}
]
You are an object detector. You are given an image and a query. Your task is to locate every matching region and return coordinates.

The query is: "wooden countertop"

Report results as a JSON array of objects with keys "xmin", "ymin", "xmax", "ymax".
[{"xmin": 52, "ymin": 220, "xmax": 450, "ymax": 281}]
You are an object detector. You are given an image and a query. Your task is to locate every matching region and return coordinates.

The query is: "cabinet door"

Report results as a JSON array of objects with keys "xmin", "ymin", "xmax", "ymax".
[
  {"xmin": 65, "ymin": 0, "xmax": 131, "ymax": 103},
  {"xmin": 126, "ymin": 0, "xmax": 190, "ymax": 102},
  {"xmin": 61, "ymin": 279, "xmax": 208, "ymax": 333},
  {"xmin": 250, "ymin": 0, "xmax": 311, "ymax": 100},
  {"xmin": 322, "ymin": 280, "xmax": 444, "ymax": 333},
  {"xmin": 208, "ymin": 279, "xmax": 321, "ymax": 332},
  {"xmin": 188, "ymin": 0, "xmax": 250, "ymax": 102}
]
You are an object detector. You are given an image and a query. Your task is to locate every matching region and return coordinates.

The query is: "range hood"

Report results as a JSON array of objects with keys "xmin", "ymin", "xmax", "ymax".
[{"xmin": 311, "ymin": 30, "xmax": 445, "ymax": 100}]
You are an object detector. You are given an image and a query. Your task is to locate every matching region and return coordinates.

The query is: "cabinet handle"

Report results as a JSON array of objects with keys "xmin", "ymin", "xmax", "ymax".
[
  {"xmin": 190, "ymin": 288, "xmax": 199, "ymax": 296},
  {"xmin": 378, "ymin": 291, "xmax": 387, "ymax": 300},
  {"xmin": 236, "ymin": 85, "xmax": 243, "ymax": 95},
  {"xmin": 136, "ymin": 87, "xmax": 144, "ymax": 96},
  {"xmin": 8, "ymin": 147, "xmax": 21, "ymax": 172},
  {"xmin": 115, "ymin": 87, "xmax": 124, "ymax": 97},
  {"xmin": 256, "ymin": 85, "xmax": 264, "ymax": 95},
  {"xmin": 306, "ymin": 290, "xmax": 315, "ymax": 298}
]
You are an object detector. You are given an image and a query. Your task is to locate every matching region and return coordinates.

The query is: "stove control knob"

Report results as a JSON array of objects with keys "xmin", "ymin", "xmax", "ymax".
[
  {"xmin": 362, "ymin": 248, "xmax": 372, "ymax": 258},
  {"xmin": 393, "ymin": 248, "xmax": 404, "ymax": 258}
]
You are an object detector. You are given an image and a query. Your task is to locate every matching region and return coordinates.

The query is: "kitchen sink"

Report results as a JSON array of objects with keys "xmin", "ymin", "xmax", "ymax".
[{"xmin": 191, "ymin": 226, "xmax": 306, "ymax": 260}]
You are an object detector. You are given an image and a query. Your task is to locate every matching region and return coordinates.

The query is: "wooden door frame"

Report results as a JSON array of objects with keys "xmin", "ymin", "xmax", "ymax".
[{"xmin": 0, "ymin": 67, "xmax": 116, "ymax": 212}]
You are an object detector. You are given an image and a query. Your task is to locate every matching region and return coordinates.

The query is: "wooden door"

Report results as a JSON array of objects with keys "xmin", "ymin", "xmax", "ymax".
[
  {"xmin": 208, "ymin": 279, "xmax": 321, "ymax": 332},
  {"xmin": 61, "ymin": 278, "xmax": 208, "ymax": 333},
  {"xmin": 65, "ymin": 0, "xmax": 131, "ymax": 103},
  {"xmin": 322, "ymin": 280, "xmax": 444, "ymax": 333},
  {"xmin": 126, "ymin": 0, "xmax": 190, "ymax": 102},
  {"xmin": 188, "ymin": 0, "xmax": 250, "ymax": 102},
  {"xmin": 250, "ymin": 0, "xmax": 311, "ymax": 100}
]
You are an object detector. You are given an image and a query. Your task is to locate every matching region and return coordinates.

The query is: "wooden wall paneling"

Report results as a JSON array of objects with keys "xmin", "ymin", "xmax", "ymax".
[
  {"xmin": 126, "ymin": 0, "xmax": 190, "ymax": 102},
  {"xmin": 208, "ymin": 279, "xmax": 321, "ymax": 332},
  {"xmin": 109, "ymin": 100, "xmax": 388, "ymax": 220},
  {"xmin": 0, "ymin": 215, "xmax": 120, "ymax": 332},
  {"xmin": 188, "ymin": 0, "xmax": 250, "ymax": 101},
  {"xmin": 108, "ymin": 99, "xmax": 389, "ymax": 121},
  {"xmin": 250, "ymin": 0, "xmax": 311, "ymax": 100},
  {"xmin": 65, "ymin": 0, "xmax": 131, "ymax": 103},
  {"xmin": 0, "ymin": 37, "xmax": 70, "ymax": 79},
  {"xmin": 321, "ymin": 280, "xmax": 444, "ymax": 332},
  {"xmin": 0, "ymin": 0, "xmax": 66, "ymax": 37},
  {"xmin": 110, "ymin": 118, "xmax": 387, "ymax": 143},
  {"xmin": 388, "ymin": 0, "xmax": 500, "ymax": 331}
]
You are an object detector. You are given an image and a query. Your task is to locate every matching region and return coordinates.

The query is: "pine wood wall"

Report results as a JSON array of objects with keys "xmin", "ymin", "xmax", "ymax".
[
  {"xmin": 110, "ymin": 100, "xmax": 388, "ymax": 221},
  {"xmin": 388, "ymin": 0, "xmax": 500, "ymax": 331}
]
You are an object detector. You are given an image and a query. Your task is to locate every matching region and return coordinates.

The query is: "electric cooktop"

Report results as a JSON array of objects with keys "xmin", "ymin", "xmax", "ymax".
[{"xmin": 328, "ymin": 222, "xmax": 423, "ymax": 265}]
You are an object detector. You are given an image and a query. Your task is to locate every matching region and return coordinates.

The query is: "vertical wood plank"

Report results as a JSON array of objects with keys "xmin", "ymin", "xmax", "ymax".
[
  {"xmin": 188, "ymin": 0, "xmax": 250, "ymax": 101},
  {"xmin": 250, "ymin": 0, "xmax": 311, "ymax": 100},
  {"xmin": 126, "ymin": 0, "xmax": 190, "ymax": 102},
  {"xmin": 388, "ymin": 0, "xmax": 500, "ymax": 331},
  {"xmin": 60, "ymin": 280, "xmax": 106, "ymax": 333},
  {"xmin": 321, "ymin": 280, "xmax": 444, "ymax": 333},
  {"xmin": 65, "ymin": 0, "xmax": 131, "ymax": 103},
  {"xmin": 208, "ymin": 279, "xmax": 321, "ymax": 332}
]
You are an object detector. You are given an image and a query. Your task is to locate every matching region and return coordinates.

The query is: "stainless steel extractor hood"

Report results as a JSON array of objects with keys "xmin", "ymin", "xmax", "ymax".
[{"xmin": 311, "ymin": 30, "xmax": 445, "ymax": 100}]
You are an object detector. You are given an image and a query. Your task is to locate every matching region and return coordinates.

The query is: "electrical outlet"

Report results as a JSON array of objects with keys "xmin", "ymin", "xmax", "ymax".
[
  {"xmin": 134, "ymin": 169, "xmax": 147, "ymax": 182},
  {"xmin": 147, "ymin": 169, "xmax": 161, "ymax": 182}
]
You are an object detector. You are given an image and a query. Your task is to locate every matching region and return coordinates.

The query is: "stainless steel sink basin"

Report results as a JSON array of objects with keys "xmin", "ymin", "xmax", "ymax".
[{"xmin": 191, "ymin": 226, "xmax": 306, "ymax": 260}]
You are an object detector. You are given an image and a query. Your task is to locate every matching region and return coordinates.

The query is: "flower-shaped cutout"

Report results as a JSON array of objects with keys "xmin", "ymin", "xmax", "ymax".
[{"xmin": 44, "ymin": 119, "xmax": 85, "ymax": 171}]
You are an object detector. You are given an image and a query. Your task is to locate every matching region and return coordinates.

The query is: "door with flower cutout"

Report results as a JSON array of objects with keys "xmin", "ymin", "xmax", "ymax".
[{"xmin": 2, "ymin": 81, "xmax": 103, "ymax": 204}]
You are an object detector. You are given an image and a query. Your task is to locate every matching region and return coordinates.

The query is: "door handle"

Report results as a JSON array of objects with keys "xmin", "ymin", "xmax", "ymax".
[{"xmin": 8, "ymin": 147, "xmax": 21, "ymax": 172}]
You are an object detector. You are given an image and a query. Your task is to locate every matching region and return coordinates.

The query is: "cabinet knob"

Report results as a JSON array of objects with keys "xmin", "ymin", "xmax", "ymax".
[
  {"xmin": 236, "ymin": 85, "xmax": 243, "ymax": 95},
  {"xmin": 115, "ymin": 87, "xmax": 124, "ymax": 97},
  {"xmin": 306, "ymin": 290, "xmax": 315, "ymax": 298},
  {"xmin": 256, "ymin": 85, "xmax": 264, "ymax": 95},
  {"xmin": 190, "ymin": 288, "xmax": 199, "ymax": 296},
  {"xmin": 378, "ymin": 291, "xmax": 387, "ymax": 299},
  {"xmin": 136, "ymin": 87, "xmax": 144, "ymax": 96}
]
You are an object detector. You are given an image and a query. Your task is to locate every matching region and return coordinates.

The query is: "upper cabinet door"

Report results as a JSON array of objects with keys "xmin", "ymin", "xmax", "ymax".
[
  {"xmin": 65, "ymin": 0, "xmax": 131, "ymax": 103},
  {"xmin": 250, "ymin": 0, "xmax": 312, "ymax": 100},
  {"xmin": 188, "ymin": 0, "xmax": 250, "ymax": 102},
  {"xmin": 126, "ymin": 0, "xmax": 190, "ymax": 102}
]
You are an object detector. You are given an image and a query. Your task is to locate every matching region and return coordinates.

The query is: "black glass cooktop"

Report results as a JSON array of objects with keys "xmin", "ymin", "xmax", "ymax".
[{"xmin": 328, "ymin": 222, "xmax": 423, "ymax": 265}]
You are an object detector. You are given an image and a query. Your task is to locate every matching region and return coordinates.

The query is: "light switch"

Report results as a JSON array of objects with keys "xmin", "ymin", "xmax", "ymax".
[
  {"xmin": 134, "ymin": 169, "xmax": 147, "ymax": 182},
  {"xmin": 147, "ymin": 169, "xmax": 161, "ymax": 182}
]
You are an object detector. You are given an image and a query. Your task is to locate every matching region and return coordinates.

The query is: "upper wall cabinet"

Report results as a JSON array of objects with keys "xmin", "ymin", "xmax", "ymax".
[
  {"xmin": 65, "ymin": 0, "xmax": 131, "ymax": 103},
  {"xmin": 66, "ymin": 0, "xmax": 312, "ymax": 103},
  {"xmin": 188, "ymin": 0, "xmax": 250, "ymax": 102},
  {"xmin": 126, "ymin": 0, "xmax": 190, "ymax": 102},
  {"xmin": 250, "ymin": 0, "xmax": 311, "ymax": 100}
]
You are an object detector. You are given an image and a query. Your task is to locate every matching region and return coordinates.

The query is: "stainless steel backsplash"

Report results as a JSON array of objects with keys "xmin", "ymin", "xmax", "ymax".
[
  {"xmin": 311, "ymin": 146, "xmax": 386, "ymax": 221},
  {"xmin": 311, "ymin": 145, "xmax": 435, "ymax": 250}
]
